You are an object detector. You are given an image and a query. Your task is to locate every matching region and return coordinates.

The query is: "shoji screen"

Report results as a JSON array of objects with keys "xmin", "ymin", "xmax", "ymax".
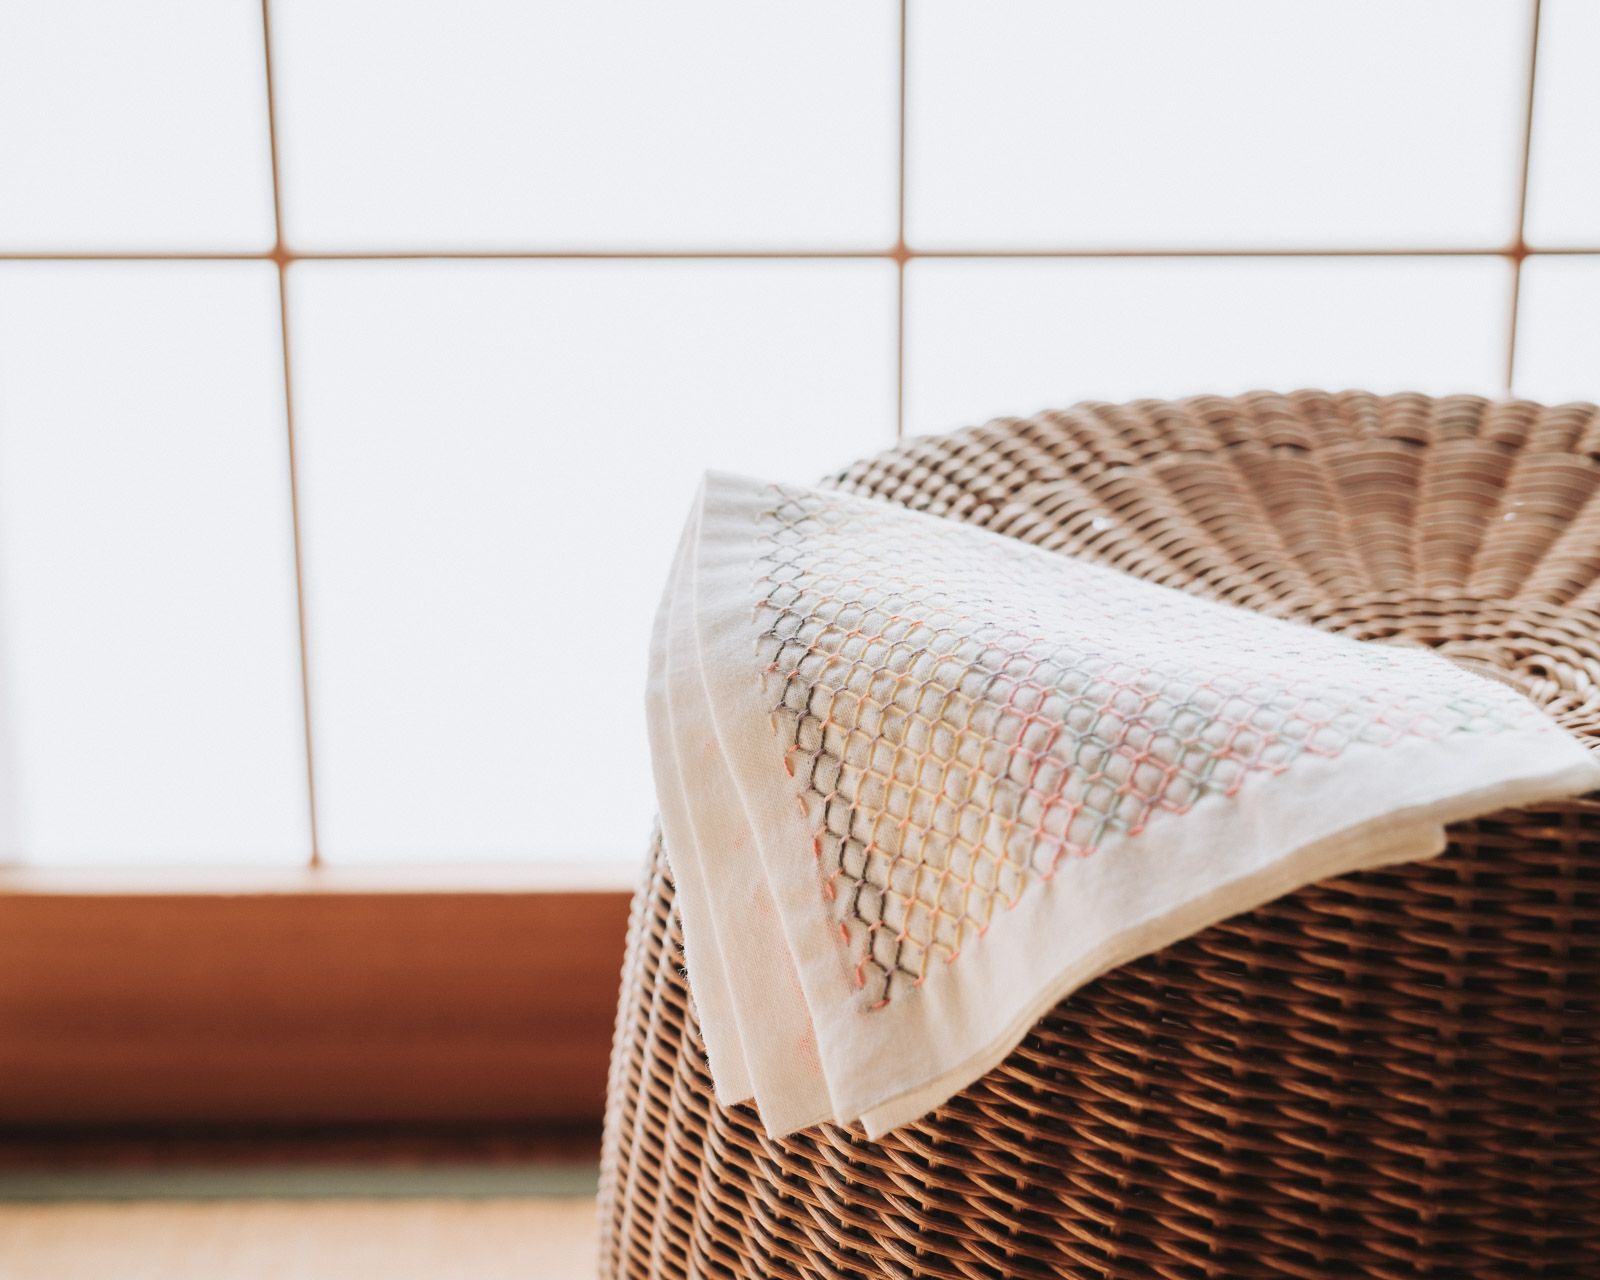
[{"xmin": 0, "ymin": 0, "xmax": 1593, "ymax": 871}]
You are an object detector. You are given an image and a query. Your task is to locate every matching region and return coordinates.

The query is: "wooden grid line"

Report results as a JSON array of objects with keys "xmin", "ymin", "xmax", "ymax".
[
  {"xmin": 1505, "ymin": 0, "xmax": 1544, "ymax": 391},
  {"xmin": 4, "ymin": 246, "xmax": 1597, "ymax": 263},
  {"xmin": 259, "ymin": 0, "xmax": 321, "ymax": 868},
  {"xmin": 894, "ymin": 0, "xmax": 909, "ymax": 439}
]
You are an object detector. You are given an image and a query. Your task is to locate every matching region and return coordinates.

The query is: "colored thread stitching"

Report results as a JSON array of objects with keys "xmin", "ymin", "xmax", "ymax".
[{"xmin": 751, "ymin": 487, "xmax": 1527, "ymax": 1009}]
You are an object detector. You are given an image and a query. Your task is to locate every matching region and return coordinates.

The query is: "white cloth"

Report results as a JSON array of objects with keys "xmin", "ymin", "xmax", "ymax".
[{"xmin": 647, "ymin": 471, "xmax": 1600, "ymax": 1138}]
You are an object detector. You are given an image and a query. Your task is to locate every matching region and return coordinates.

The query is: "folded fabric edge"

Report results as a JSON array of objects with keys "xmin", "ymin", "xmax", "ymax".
[
  {"xmin": 645, "ymin": 500, "xmax": 753, "ymax": 1106},
  {"xmin": 651, "ymin": 479, "xmax": 839, "ymax": 1134},
  {"xmin": 682, "ymin": 492, "xmax": 841, "ymax": 1134},
  {"xmin": 856, "ymin": 820, "xmax": 1445, "ymax": 1137},
  {"xmin": 848, "ymin": 751, "xmax": 1600, "ymax": 1139}
]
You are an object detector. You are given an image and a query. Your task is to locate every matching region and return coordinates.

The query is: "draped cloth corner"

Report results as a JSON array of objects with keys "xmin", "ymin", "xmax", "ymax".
[{"xmin": 647, "ymin": 471, "xmax": 1600, "ymax": 1138}]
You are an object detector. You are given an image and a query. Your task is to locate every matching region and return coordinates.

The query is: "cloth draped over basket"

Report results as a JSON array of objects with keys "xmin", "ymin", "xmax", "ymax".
[{"xmin": 648, "ymin": 469, "xmax": 1600, "ymax": 1138}]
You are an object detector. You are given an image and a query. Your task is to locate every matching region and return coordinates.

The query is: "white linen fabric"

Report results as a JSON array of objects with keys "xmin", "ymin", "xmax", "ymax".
[{"xmin": 647, "ymin": 471, "xmax": 1600, "ymax": 1138}]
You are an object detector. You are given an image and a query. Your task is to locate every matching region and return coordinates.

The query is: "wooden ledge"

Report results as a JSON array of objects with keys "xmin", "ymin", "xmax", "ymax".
[{"xmin": 0, "ymin": 883, "xmax": 634, "ymax": 1126}]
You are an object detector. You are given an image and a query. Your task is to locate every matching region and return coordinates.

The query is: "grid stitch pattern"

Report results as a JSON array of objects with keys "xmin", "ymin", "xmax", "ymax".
[{"xmin": 752, "ymin": 485, "xmax": 1542, "ymax": 1009}]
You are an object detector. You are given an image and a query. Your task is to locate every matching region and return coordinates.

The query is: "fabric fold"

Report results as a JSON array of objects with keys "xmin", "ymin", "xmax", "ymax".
[{"xmin": 649, "ymin": 471, "xmax": 1600, "ymax": 1138}]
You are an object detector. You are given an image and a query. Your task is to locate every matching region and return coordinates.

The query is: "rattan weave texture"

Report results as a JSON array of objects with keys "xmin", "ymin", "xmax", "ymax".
[{"xmin": 598, "ymin": 391, "xmax": 1600, "ymax": 1280}]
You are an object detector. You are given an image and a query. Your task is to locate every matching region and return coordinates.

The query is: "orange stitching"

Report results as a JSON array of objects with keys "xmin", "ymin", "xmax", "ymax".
[{"xmin": 748, "ymin": 487, "xmax": 1521, "ymax": 1010}]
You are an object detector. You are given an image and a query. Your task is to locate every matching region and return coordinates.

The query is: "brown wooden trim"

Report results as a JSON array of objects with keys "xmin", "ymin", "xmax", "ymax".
[
  {"xmin": 0, "ymin": 888, "xmax": 631, "ymax": 1126},
  {"xmin": 0, "ymin": 862, "xmax": 639, "ymax": 895}
]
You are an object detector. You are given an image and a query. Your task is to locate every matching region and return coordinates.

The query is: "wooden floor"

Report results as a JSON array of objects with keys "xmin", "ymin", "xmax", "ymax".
[
  {"xmin": 0, "ymin": 1126, "xmax": 605, "ymax": 1280},
  {"xmin": 0, "ymin": 1196, "xmax": 598, "ymax": 1279}
]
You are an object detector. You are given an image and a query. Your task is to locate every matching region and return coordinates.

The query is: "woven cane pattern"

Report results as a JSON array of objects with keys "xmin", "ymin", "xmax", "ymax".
[
  {"xmin": 601, "ymin": 391, "xmax": 1600, "ymax": 1280},
  {"xmin": 754, "ymin": 485, "xmax": 1534, "ymax": 1007}
]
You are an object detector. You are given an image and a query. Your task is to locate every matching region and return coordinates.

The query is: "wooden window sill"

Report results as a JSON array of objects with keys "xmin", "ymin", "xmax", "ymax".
[{"xmin": 0, "ymin": 869, "xmax": 637, "ymax": 1128}]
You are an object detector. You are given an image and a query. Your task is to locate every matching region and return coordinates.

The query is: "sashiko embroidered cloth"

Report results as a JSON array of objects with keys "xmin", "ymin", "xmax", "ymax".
[{"xmin": 647, "ymin": 471, "xmax": 1600, "ymax": 1138}]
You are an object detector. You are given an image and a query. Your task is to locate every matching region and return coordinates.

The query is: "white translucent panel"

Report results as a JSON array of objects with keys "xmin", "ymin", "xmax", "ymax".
[
  {"xmin": 1513, "ymin": 257, "xmax": 1600, "ymax": 403},
  {"xmin": 907, "ymin": 1, "xmax": 1528, "ymax": 250},
  {"xmin": 904, "ymin": 258, "xmax": 1509, "ymax": 438},
  {"xmin": 271, "ymin": 0, "xmax": 898, "ymax": 251},
  {"xmin": 0, "ymin": 0, "xmax": 274, "ymax": 251},
  {"xmin": 1525, "ymin": 1, "xmax": 1600, "ymax": 246},
  {"xmin": 291, "ymin": 261, "xmax": 896, "ymax": 863},
  {"xmin": 0, "ymin": 265, "xmax": 310, "ymax": 866}
]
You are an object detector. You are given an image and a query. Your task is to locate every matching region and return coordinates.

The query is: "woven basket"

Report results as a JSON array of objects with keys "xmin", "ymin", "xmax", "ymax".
[{"xmin": 597, "ymin": 391, "xmax": 1600, "ymax": 1280}]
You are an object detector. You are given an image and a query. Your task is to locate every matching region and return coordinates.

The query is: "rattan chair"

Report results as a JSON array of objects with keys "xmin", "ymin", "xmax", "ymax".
[{"xmin": 598, "ymin": 391, "xmax": 1600, "ymax": 1280}]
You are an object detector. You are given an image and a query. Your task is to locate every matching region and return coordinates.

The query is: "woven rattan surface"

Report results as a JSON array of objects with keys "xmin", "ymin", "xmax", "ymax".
[{"xmin": 597, "ymin": 391, "xmax": 1600, "ymax": 1280}]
